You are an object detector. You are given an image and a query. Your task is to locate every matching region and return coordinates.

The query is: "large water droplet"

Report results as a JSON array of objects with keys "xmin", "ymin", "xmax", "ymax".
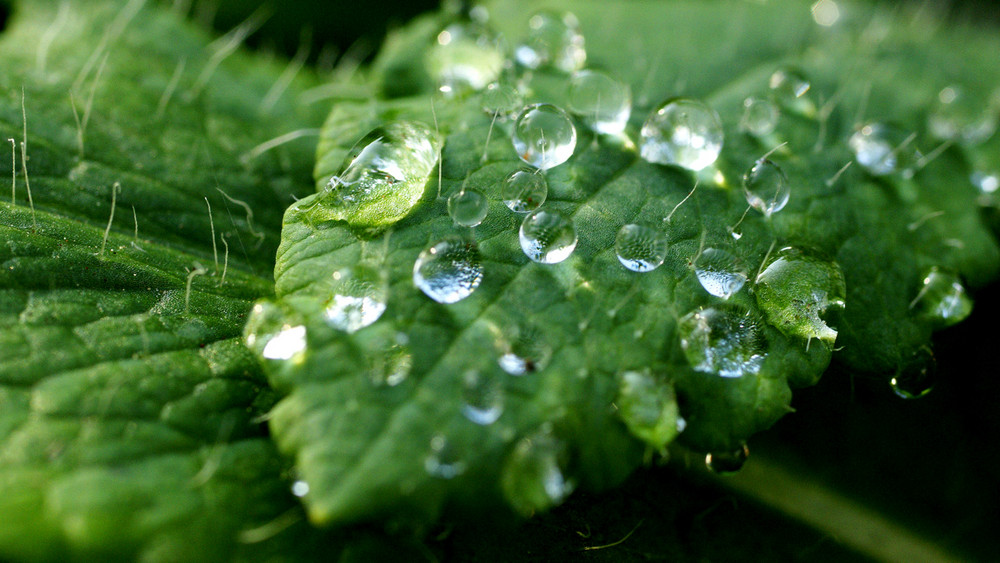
[
  {"xmin": 678, "ymin": 305, "xmax": 767, "ymax": 378},
  {"xmin": 743, "ymin": 158, "xmax": 790, "ymax": 217},
  {"xmin": 448, "ymin": 188, "xmax": 489, "ymax": 227},
  {"xmin": 615, "ymin": 370, "xmax": 682, "ymax": 451},
  {"xmin": 849, "ymin": 122, "xmax": 920, "ymax": 178},
  {"xmin": 427, "ymin": 21, "xmax": 505, "ymax": 96},
  {"xmin": 911, "ymin": 267, "xmax": 972, "ymax": 327},
  {"xmin": 739, "ymin": 96, "xmax": 779, "ymax": 137},
  {"xmin": 615, "ymin": 224, "xmax": 668, "ymax": 272},
  {"xmin": 890, "ymin": 346, "xmax": 936, "ymax": 400},
  {"xmin": 425, "ymin": 435, "xmax": 466, "ymax": 479},
  {"xmin": 461, "ymin": 369, "xmax": 505, "ymax": 424},
  {"xmin": 497, "ymin": 324, "xmax": 552, "ymax": 375},
  {"xmin": 694, "ymin": 248, "xmax": 747, "ymax": 299},
  {"xmin": 927, "ymin": 86, "xmax": 997, "ymax": 146},
  {"xmin": 501, "ymin": 426, "xmax": 575, "ymax": 515},
  {"xmin": 640, "ymin": 98, "xmax": 724, "ymax": 171},
  {"xmin": 502, "ymin": 169, "xmax": 548, "ymax": 213},
  {"xmin": 768, "ymin": 67, "xmax": 815, "ymax": 115},
  {"xmin": 413, "ymin": 237, "xmax": 484, "ymax": 304},
  {"xmin": 512, "ymin": 103, "xmax": 577, "ymax": 170},
  {"xmin": 519, "ymin": 209, "xmax": 578, "ymax": 264},
  {"xmin": 567, "ymin": 69, "xmax": 632, "ymax": 135},
  {"xmin": 514, "ymin": 11, "xmax": 586, "ymax": 73},
  {"xmin": 706, "ymin": 444, "xmax": 750, "ymax": 473},
  {"xmin": 324, "ymin": 264, "xmax": 387, "ymax": 333},
  {"xmin": 754, "ymin": 247, "xmax": 846, "ymax": 346},
  {"xmin": 481, "ymin": 82, "xmax": 524, "ymax": 120}
]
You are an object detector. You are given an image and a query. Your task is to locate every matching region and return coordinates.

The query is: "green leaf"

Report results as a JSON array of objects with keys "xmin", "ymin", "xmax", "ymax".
[{"xmin": 252, "ymin": 0, "xmax": 1000, "ymax": 531}]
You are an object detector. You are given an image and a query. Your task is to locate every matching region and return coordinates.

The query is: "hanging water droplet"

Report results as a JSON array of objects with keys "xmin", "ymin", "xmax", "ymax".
[
  {"xmin": 512, "ymin": 103, "xmax": 577, "ymax": 170},
  {"xmin": 615, "ymin": 224, "xmax": 668, "ymax": 272},
  {"xmin": 460, "ymin": 369, "xmax": 505, "ymax": 424},
  {"xmin": 743, "ymin": 158, "xmax": 790, "ymax": 217},
  {"xmin": 502, "ymin": 169, "xmax": 548, "ymax": 213},
  {"xmin": 426, "ymin": 21, "xmax": 506, "ymax": 96},
  {"xmin": 739, "ymin": 96, "xmax": 779, "ymax": 137},
  {"xmin": 706, "ymin": 444, "xmax": 750, "ymax": 473},
  {"xmin": 615, "ymin": 370, "xmax": 682, "ymax": 451},
  {"xmin": 911, "ymin": 267, "xmax": 972, "ymax": 327},
  {"xmin": 413, "ymin": 236, "xmax": 484, "ymax": 304},
  {"xmin": 514, "ymin": 11, "xmax": 586, "ymax": 73},
  {"xmin": 501, "ymin": 426, "xmax": 575, "ymax": 515},
  {"xmin": 448, "ymin": 188, "xmax": 489, "ymax": 227},
  {"xmin": 567, "ymin": 69, "xmax": 632, "ymax": 135},
  {"xmin": 754, "ymin": 247, "xmax": 846, "ymax": 345},
  {"xmin": 768, "ymin": 67, "xmax": 815, "ymax": 115},
  {"xmin": 639, "ymin": 98, "xmax": 724, "ymax": 171},
  {"xmin": 519, "ymin": 209, "xmax": 578, "ymax": 264},
  {"xmin": 497, "ymin": 324, "xmax": 552, "ymax": 375},
  {"xmin": 678, "ymin": 305, "xmax": 767, "ymax": 378},
  {"xmin": 425, "ymin": 434, "xmax": 466, "ymax": 479},
  {"xmin": 890, "ymin": 346, "xmax": 936, "ymax": 400},
  {"xmin": 927, "ymin": 86, "xmax": 997, "ymax": 146},
  {"xmin": 480, "ymin": 82, "xmax": 524, "ymax": 120},
  {"xmin": 324, "ymin": 263, "xmax": 387, "ymax": 333},
  {"xmin": 694, "ymin": 248, "xmax": 747, "ymax": 299},
  {"xmin": 849, "ymin": 122, "xmax": 920, "ymax": 178}
]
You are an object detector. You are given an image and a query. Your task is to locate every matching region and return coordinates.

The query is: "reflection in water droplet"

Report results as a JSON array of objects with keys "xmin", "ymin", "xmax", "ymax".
[
  {"xmin": 448, "ymin": 188, "xmax": 489, "ymax": 227},
  {"xmin": 706, "ymin": 444, "xmax": 750, "ymax": 473},
  {"xmin": 768, "ymin": 68, "xmax": 814, "ymax": 115},
  {"xmin": 928, "ymin": 86, "xmax": 997, "ymax": 146},
  {"xmin": 640, "ymin": 98, "xmax": 724, "ymax": 171},
  {"xmin": 740, "ymin": 96, "xmax": 779, "ymax": 137},
  {"xmin": 849, "ymin": 122, "xmax": 920, "ymax": 177},
  {"xmin": 754, "ymin": 248, "xmax": 846, "ymax": 345},
  {"xmin": 324, "ymin": 264, "xmax": 387, "ymax": 333},
  {"xmin": 413, "ymin": 237, "xmax": 484, "ymax": 304},
  {"xmin": 890, "ymin": 346, "xmax": 936, "ymax": 399},
  {"xmin": 615, "ymin": 370, "xmax": 682, "ymax": 450},
  {"xmin": 501, "ymin": 427, "xmax": 575, "ymax": 515},
  {"xmin": 461, "ymin": 369, "xmax": 505, "ymax": 424},
  {"xmin": 567, "ymin": 70, "xmax": 632, "ymax": 134},
  {"xmin": 425, "ymin": 435, "xmax": 466, "ymax": 479},
  {"xmin": 481, "ymin": 83, "xmax": 524, "ymax": 119},
  {"xmin": 911, "ymin": 267, "xmax": 972, "ymax": 327},
  {"xmin": 502, "ymin": 169, "xmax": 548, "ymax": 213},
  {"xmin": 291, "ymin": 480, "xmax": 310, "ymax": 498},
  {"xmin": 514, "ymin": 11, "xmax": 586, "ymax": 73},
  {"xmin": 811, "ymin": 0, "xmax": 841, "ymax": 27},
  {"xmin": 497, "ymin": 325, "xmax": 552, "ymax": 375},
  {"xmin": 743, "ymin": 158, "xmax": 790, "ymax": 217},
  {"xmin": 694, "ymin": 248, "xmax": 747, "ymax": 299},
  {"xmin": 678, "ymin": 306, "xmax": 766, "ymax": 378},
  {"xmin": 512, "ymin": 103, "xmax": 577, "ymax": 170},
  {"xmin": 519, "ymin": 209, "xmax": 578, "ymax": 264},
  {"xmin": 615, "ymin": 224, "xmax": 668, "ymax": 272},
  {"xmin": 261, "ymin": 325, "xmax": 307, "ymax": 361}
]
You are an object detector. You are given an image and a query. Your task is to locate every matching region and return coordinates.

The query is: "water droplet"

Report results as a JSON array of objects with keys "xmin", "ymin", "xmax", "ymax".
[
  {"xmin": 615, "ymin": 224, "xmax": 667, "ymax": 272},
  {"xmin": 567, "ymin": 69, "xmax": 632, "ymax": 135},
  {"xmin": 911, "ymin": 267, "xmax": 972, "ymax": 327},
  {"xmin": 706, "ymin": 444, "xmax": 750, "ymax": 473},
  {"xmin": 519, "ymin": 209, "xmax": 578, "ymax": 264},
  {"xmin": 413, "ymin": 236, "xmax": 484, "ymax": 304},
  {"xmin": 678, "ymin": 305, "xmax": 766, "ymax": 378},
  {"xmin": 890, "ymin": 346, "xmax": 936, "ymax": 400},
  {"xmin": 245, "ymin": 302, "xmax": 309, "ymax": 362},
  {"xmin": 448, "ymin": 188, "xmax": 489, "ymax": 227},
  {"xmin": 739, "ymin": 96, "xmax": 779, "ymax": 137},
  {"xmin": 743, "ymin": 158, "xmax": 790, "ymax": 217},
  {"xmin": 427, "ymin": 21, "xmax": 505, "ymax": 96},
  {"xmin": 768, "ymin": 68, "xmax": 814, "ymax": 115},
  {"xmin": 368, "ymin": 335, "xmax": 412, "ymax": 387},
  {"xmin": 615, "ymin": 370, "xmax": 681, "ymax": 451},
  {"xmin": 694, "ymin": 248, "xmax": 747, "ymax": 299},
  {"xmin": 291, "ymin": 480, "xmax": 310, "ymax": 497},
  {"xmin": 425, "ymin": 435, "xmax": 466, "ymax": 479},
  {"xmin": 640, "ymin": 98, "xmax": 724, "ymax": 171},
  {"xmin": 754, "ymin": 247, "xmax": 846, "ymax": 345},
  {"xmin": 928, "ymin": 86, "xmax": 997, "ymax": 146},
  {"xmin": 324, "ymin": 264, "xmax": 387, "ymax": 333},
  {"xmin": 512, "ymin": 103, "xmax": 577, "ymax": 170},
  {"xmin": 501, "ymin": 169, "xmax": 548, "ymax": 213},
  {"xmin": 497, "ymin": 324, "xmax": 552, "ymax": 375},
  {"xmin": 849, "ymin": 122, "xmax": 920, "ymax": 178},
  {"xmin": 461, "ymin": 369, "xmax": 504, "ymax": 424},
  {"xmin": 971, "ymin": 170, "xmax": 1000, "ymax": 194},
  {"xmin": 480, "ymin": 82, "xmax": 524, "ymax": 119},
  {"xmin": 514, "ymin": 11, "xmax": 586, "ymax": 73},
  {"xmin": 501, "ymin": 427, "xmax": 575, "ymax": 515},
  {"xmin": 811, "ymin": 0, "xmax": 841, "ymax": 27},
  {"xmin": 261, "ymin": 325, "xmax": 307, "ymax": 361}
]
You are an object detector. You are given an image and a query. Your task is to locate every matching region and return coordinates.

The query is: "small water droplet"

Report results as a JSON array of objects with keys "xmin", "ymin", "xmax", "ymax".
[
  {"xmin": 754, "ymin": 247, "xmax": 846, "ymax": 345},
  {"xmin": 427, "ymin": 21, "xmax": 505, "ymax": 96},
  {"xmin": 497, "ymin": 324, "xmax": 552, "ymax": 375},
  {"xmin": 501, "ymin": 169, "xmax": 548, "ymax": 213},
  {"xmin": 678, "ymin": 305, "xmax": 766, "ymax": 378},
  {"xmin": 425, "ymin": 435, "xmax": 466, "ymax": 479},
  {"xmin": 368, "ymin": 335, "xmax": 412, "ymax": 387},
  {"xmin": 849, "ymin": 122, "xmax": 920, "ymax": 177},
  {"xmin": 743, "ymin": 158, "xmax": 790, "ymax": 217},
  {"xmin": 324, "ymin": 264, "xmax": 387, "ymax": 333},
  {"xmin": 615, "ymin": 224, "xmax": 668, "ymax": 272},
  {"xmin": 567, "ymin": 69, "xmax": 632, "ymax": 135},
  {"xmin": 448, "ymin": 188, "xmax": 489, "ymax": 227},
  {"xmin": 890, "ymin": 346, "xmax": 936, "ymax": 399},
  {"xmin": 480, "ymin": 82, "xmax": 524, "ymax": 119},
  {"xmin": 811, "ymin": 0, "xmax": 841, "ymax": 27},
  {"xmin": 768, "ymin": 67, "xmax": 814, "ymax": 115},
  {"xmin": 291, "ymin": 480, "xmax": 310, "ymax": 497},
  {"xmin": 501, "ymin": 426, "xmax": 575, "ymax": 515},
  {"xmin": 739, "ymin": 96, "xmax": 779, "ymax": 137},
  {"xmin": 413, "ymin": 236, "xmax": 484, "ymax": 304},
  {"xmin": 928, "ymin": 86, "xmax": 997, "ymax": 146},
  {"xmin": 640, "ymin": 98, "xmax": 724, "ymax": 171},
  {"xmin": 260, "ymin": 325, "xmax": 307, "ymax": 361},
  {"xmin": 512, "ymin": 103, "xmax": 577, "ymax": 170},
  {"xmin": 694, "ymin": 248, "xmax": 747, "ymax": 299},
  {"xmin": 971, "ymin": 170, "xmax": 1000, "ymax": 194},
  {"xmin": 706, "ymin": 444, "xmax": 750, "ymax": 473},
  {"xmin": 615, "ymin": 370, "xmax": 682, "ymax": 450},
  {"xmin": 461, "ymin": 369, "xmax": 505, "ymax": 424},
  {"xmin": 911, "ymin": 267, "xmax": 972, "ymax": 327},
  {"xmin": 519, "ymin": 209, "xmax": 578, "ymax": 264},
  {"xmin": 514, "ymin": 11, "xmax": 586, "ymax": 73}
]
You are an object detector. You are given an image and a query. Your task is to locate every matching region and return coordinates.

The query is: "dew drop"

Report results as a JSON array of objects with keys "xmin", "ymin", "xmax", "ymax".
[
  {"xmin": 911, "ymin": 267, "xmax": 972, "ymax": 327},
  {"xmin": 615, "ymin": 370, "xmax": 682, "ymax": 451},
  {"xmin": 706, "ymin": 444, "xmax": 750, "ymax": 473},
  {"xmin": 413, "ymin": 236, "xmax": 484, "ymax": 304},
  {"xmin": 971, "ymin": 170, "xmax": 1000, "ymax": 195},
  {"xmin": 291, "ymin": 480, "xmax": 310, "ymax": 498},
  {"xmin": 261, "ymin": 325, "xmax": 307, "ymax": 361},
  {"xmin": 849, "ymin": 122, "xmax": 920, "ymax": 178},
  {"xmin": 497, "ymin": 324, "xmax": 552, "ymax": 375},
  {"xmin": 368, "ymin": 335, "xmax": 412, "ymax": 387},
  {"xmin": 519, "ymin": 209, "xmax": 578, "ymax": 264},
  {"xmin": 928, "ymin": 86, "xmax": 997, "ymax": 146},
  {"xmin": 427, "ymin": 21, "xmax": 505, "ymax": 96},
  {"xmin": 448, "ymin": 188, "xmax": 489, "ymax": 227},
  {"xmin": 890, "ymin": 346, "xmax": 936, "ymax": 400},
  {"xmin": 480, "ymin": 82, "xmax": 524, "ymax": 119},
  {"xmin": 754, "ymin": 247, "xmax": 846, "ymax": 345},
  {"xmin": 514, "ymin": 11, "xmax": 586, "ymax": 73},
  {"xmin": 501, "ymin": 426, "xmax": 575, "ymax": 515},
  {"xmin": 245, "ymin": 302, "xmax": 310, "ymax": 362},
  {"xmin": 615, "ymin": 224, "xmax": 668, "ymax": 272},
  {"xmin": 567, "ymin": 69, "xmax": 632, "ymax": 135},
  {"xmin": 501, "ymin": 169, "xmax": 548, "ymax": 213},
  {"xmin": 678, "ymin": 305, "xmax": 766, "ymax": 378},
  {"xmin": 425, "ymin": 434, "xmax": 466, "ymax": 479},
  {"xmin": 694, "ymin": 248, "xmax": 747, "ymax": 299},
  {"xmin": 512, "ymin": 103, "xmax": 577, "ymax": 170},
  {"xmin": 768, "ymin": 67, "xmax": 814, "ymax": 115},
  {"xmin": 461, "ymin": 369, "xmax": 505, "ymax": 424},
  {"xmin": 743, "ymin": 158, "xmax": 790, "ymax": 218},
  {"xmin": 324, "ymin": 264, "xmax": 387, "ymax": 333},
  {"xmin": 739, "ymin": 96, "xmax": 779, "ymax": 137},
  {"xmin": 639, "ymin": 98, "xmax": 724, "ymax": 171}
]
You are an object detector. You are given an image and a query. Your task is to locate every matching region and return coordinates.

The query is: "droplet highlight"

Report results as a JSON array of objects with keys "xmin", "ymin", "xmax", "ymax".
[
  {"xmin": 694, "ymin": 248, "xmax": 747, "ymax": 299},
  {"xmin": 743, "ymin": 158, "xmax": 790, "ymax": 217},
  {"xmin": 460, "ymin": 369, "xmax": 505, "ymax": 424},
  {"xmin": 678, "ymin": 305, "xmax": 767, "ymax": 378},
  {"xmin": 640, "ymin": 98, "xmax": 724, "ymax": 171},
  {"xmin": 413, "ymin": 236, "xmax": 484, "ymax": 304},
  {"xmin": 514, "ymin": 11, "xmax": 586, "ymax": 73},
  {"xmin": 519, "ymin": 209, "xmax": 578, "ymax": 264},
  {"xmin": 615, "ymin": 224, "xmax": 667, "ymax": 272},
  {"xmin": 706, "ymin": 444, "xmax": 750, "ymax": 473},
  {"xmin": 768, "ymin": 68, "xmax": 814, "ymax": 115},
  {"xmin": 567, "ymin": 69, "xmax": 632, "ymax": 134},
  {"xmin": 512, "ymin": 103, "xmax": 578, "ymax": 170},
  {"xmin": 448, "ymin": 188, "xmax": 489, "ymax": 227},
  {"xmin": 501, "ymin": 169, "xmax": 548, "ymax": 213},
  {"xmin": 497, "ymin": 324, "xmax": 552, "ymax": 375},
  {"xmin": 890, "ymin": 346, "xmax": 936, "ymax": 400}
]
